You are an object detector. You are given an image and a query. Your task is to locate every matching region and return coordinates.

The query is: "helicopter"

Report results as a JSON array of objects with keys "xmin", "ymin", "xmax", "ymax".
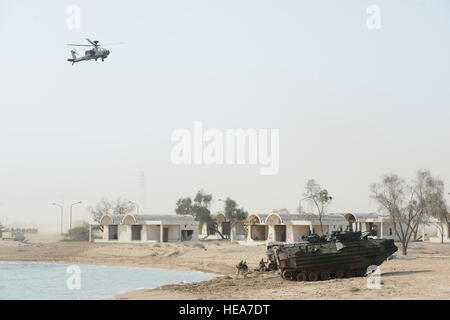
[{"xmin": 66, "ymin": 38, "xmax": 122, "ymax": 65}]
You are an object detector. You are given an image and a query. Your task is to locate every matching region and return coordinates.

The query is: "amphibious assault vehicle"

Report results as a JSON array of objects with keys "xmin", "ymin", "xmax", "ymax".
[{"xmin": 267, "ymin": 231, "xmax": 397, "ymax": 281}]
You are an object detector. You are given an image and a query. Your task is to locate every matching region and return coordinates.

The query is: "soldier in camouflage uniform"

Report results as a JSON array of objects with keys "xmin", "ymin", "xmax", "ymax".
[{"xmin": 236, "ymin": 260, "xmax": 249, "ymax": 279}]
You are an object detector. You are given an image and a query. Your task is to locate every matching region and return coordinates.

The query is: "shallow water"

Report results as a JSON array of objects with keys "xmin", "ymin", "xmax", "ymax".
[{"xmin": 0, "ymin": 261, "xmax": 216, "ymax": 300}]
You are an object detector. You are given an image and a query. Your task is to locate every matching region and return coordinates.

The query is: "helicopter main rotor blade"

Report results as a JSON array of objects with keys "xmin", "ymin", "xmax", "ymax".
[
  {"xmin": 67, "ymin": 44, "xmax": 93, "ymax": 47},
  {"xmin": 85, "ymin": 38, "xmax": 96, "ymax": 46},
  {"xmin": 100, "ymin": 42, "xmax": 125, "ymax": 46}
]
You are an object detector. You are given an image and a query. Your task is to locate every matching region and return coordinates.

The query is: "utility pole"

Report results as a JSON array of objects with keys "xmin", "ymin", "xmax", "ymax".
[
  {"xmin": 138, "ymin": 171, "xmax": 146, "ymax": 214},
  {"xmin": 70, "ymin": 201, "xmax": 82, "ymax": 230}
]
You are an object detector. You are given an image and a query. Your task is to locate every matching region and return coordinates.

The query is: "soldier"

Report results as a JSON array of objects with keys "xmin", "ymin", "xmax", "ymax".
[
  {"xmin": 236, "ymin": 260, "xmax": 248, "ymax": 279},
  {"xmin": 258, "ymin": 258, "xmax": 268, "ymax": 272}
]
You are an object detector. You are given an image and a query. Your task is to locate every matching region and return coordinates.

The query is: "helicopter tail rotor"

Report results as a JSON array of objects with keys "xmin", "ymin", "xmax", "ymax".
[
  {"xmin": 70, "ymin": 49, "xmax": 78, "ymax": 58},
  {"xmin": 67, "ymin": 49, "xmax": 78, "ymax": 65}
]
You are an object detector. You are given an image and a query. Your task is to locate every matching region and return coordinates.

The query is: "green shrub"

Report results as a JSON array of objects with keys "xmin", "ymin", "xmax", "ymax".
[
  {"xmin": 13, "ymin": 232, "xmax": 25, "ymax": 242},
  {"xmin": 64, "ymin": 222, "xmax": 90, "ymax": 241}
]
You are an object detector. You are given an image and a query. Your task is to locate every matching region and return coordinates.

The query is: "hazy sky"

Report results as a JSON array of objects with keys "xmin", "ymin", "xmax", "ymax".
[{"xmin": 0, "ymin": 0, "xmax": 449, "ymax": 231}]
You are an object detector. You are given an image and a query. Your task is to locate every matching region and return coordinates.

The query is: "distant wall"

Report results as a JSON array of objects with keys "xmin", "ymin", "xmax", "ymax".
[
  {"xmin": 251, "ymin": 225, "xmax": 266, "ymax": 241},
  {"xmin": 118, "ymin": 225, "xmax": 130, "ymax": 241},
  {"xmin": 146, "ymin": 225, "xmax": 160, "ymax": 241},
  {"xmin": 291, "ymin": 225, "xmax": 310, "ymax": 241},
  {"xmin": 167, "ymin": 225, "xmax": 180, "ymax": 241}
]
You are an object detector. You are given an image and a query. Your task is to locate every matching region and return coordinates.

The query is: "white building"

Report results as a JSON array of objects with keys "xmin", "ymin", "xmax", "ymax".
[
  {"xmin": 246, "ymin": 213, "xmax": 348, "ymax": 245},
  {"xmin": 339, "ymin": 212, "xmax": 450, "ymax": 242},
  {"xmin": 425, "ymin": 215, "xmax": 450, "ymax": 243},
  {"xmin": 200, "ymin": 213, "xmax": 247, "ymax": 241},
  {"xmin": 92, "ymin": 214, "xmax": 199, "ymax": 243},
  {"xmin": 340, "ymin": 212, "xmax": 398, "ymax": 240},
  {"xmin": 244, "ymin": 211, "xmax": 414, "ymax": 245}
]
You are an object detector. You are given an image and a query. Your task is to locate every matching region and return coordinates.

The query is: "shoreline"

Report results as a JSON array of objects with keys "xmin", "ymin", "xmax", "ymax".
[
  {"xmin": 0, "ymin": 240, "xmax": 237, "ymax": 274},
  {"xmin": 0, "ymin": 258, "xmax": 225, "ymax": 275},
  {"xmin": 0, "ymin": 259, "xmax": 225, "ymax": 274}
]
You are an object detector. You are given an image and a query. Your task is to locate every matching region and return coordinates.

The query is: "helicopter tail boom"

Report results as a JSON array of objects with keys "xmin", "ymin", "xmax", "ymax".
[{"xmin": 67, "ymin": 49, "xmax": 78, "ymax": 65}]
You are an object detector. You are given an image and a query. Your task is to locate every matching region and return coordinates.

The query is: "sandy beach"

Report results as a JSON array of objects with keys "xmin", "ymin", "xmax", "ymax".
[{"xmin": 1, "ymin": 233, "xmax": 449, "ymax": 300}]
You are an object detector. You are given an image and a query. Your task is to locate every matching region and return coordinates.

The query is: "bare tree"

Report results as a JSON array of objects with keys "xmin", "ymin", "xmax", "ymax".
[
  {"xmin": 430, "ymin": 200, "xmax": 449, "ymax": 244},
  {"xmin": 88, "ymin": 197, "xmax": 136, "ymax": 231},
  {"xmin": 88, "ymin": 197, "xmax": 113, "ymax": 230},
  {"xmin": 112, "ymin": 197, "xmax": 136, "ymax": 215},
  {"xmin": 411, "ymin": 170, "xmax": 430, "ymax": 240},
  {"xmin": 423, "ymin": 175, "xmax": 449, "ymax": 243},
  {"xmin": 302, "ymin": 179, "xmax": 332, "ymax": 235},
  {"xmin": 370, "ymin": 171, "xmax": 437, "ymax": 255}
]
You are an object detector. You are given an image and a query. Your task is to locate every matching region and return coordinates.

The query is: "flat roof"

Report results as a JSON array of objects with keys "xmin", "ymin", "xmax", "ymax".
[{"xmin": 100, "ymin": 214, "xmax": 196, "ymax": 224}]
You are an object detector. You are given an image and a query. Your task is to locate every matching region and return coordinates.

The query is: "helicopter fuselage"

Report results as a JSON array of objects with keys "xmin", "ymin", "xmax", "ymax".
[{"xmin": 67, "ymin": 47, "xmax": 110, "ymax": 65}]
